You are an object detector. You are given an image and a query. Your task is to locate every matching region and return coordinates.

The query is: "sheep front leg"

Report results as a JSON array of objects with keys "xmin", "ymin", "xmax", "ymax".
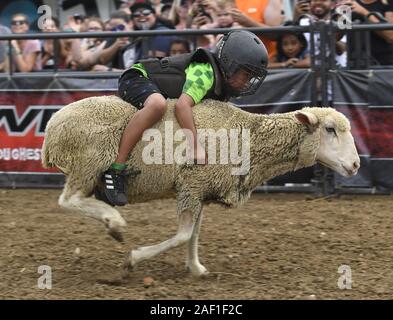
[
  {"xmin": 123, "ymin": 210, "xmax": 195, "ymax": 273},
  {"xmin": 59, "ymin": 190, "xmax": 126, "ymax": 242},
  {"xmin": 186, "ymin": 209, "xmax": 209, "ymax": 276}
]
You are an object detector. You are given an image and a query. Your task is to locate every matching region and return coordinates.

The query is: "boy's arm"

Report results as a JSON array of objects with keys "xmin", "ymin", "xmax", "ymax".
[
  {"xmin": 174, "ymin": 93, "xmax": 197, "ymax": 140},
  {"xmin": 175, "ymin": 93, "xmax": 207, "ymax": 163}
]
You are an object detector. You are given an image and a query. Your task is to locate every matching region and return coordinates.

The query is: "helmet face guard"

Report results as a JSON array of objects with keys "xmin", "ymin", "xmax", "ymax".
[{"xmin": 225, "ymin": 62, "xmax": 267, "ymax": 96}]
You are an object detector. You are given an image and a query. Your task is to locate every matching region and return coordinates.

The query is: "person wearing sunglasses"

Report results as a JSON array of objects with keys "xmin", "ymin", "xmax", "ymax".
[
  {"xmin": 40, "ymin": 17, "xmax": 71, "ymax": 70},
  {"xmin": 101, "ymin": 29, "xmax": 269, "ymax": 206},
  {"xmin": 6, "ymin": 13, "xmax": 42, "ymax": 72},
  {"xmin": 129, "ymin": 1, "xmax": 177, "ymax": 59}
]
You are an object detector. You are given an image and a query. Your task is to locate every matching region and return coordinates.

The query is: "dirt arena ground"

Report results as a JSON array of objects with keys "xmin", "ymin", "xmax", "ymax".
[{"xmin": 1, "ymin": 189, "xmax": 393, "ymax": 300}]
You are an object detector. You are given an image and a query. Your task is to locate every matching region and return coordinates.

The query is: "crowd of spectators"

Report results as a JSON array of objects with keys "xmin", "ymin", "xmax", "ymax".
[{"xmin": 0, "ymin": 0, "xmax": 392, "ymax": 73}]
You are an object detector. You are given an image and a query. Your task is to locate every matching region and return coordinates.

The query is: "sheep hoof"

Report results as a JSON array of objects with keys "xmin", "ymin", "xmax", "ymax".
[
  {"xmin": 121, "ymin": 252, "xmax": 135, "ymax": 279},
  {"xmin": 103, "ymin": 215, "xmax": 127, "ymax": 242},
  {"xmin": 108, "ymin": 229, "xmax": 124, "ymax": 242},
  {"xmin": 186, "ymin": 263, "xmax": 209, "ymax": 277},
  {"xmin": 121, "ymin": 262, "xmax": 133, "ymax": 279}
]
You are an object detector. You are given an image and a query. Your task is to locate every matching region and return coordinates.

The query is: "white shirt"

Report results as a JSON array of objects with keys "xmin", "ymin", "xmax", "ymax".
[{"xmin": 299, "ymin": 17, "xmax": 347, "ymax": 67}]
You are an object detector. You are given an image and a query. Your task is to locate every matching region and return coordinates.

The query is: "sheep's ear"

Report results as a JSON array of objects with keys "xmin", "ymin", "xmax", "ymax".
[{"xmin": 295, "ymin": 111, "xmax": 319, "ymax": 132}]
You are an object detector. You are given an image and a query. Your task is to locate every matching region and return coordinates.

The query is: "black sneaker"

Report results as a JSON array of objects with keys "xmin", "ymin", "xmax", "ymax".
[
  {"xmin": 102, "ymin": 168, "xmax": 128, "ymax": 206},
  {"xmin": 94, "ymin": 186, "xmax": 114, "ymax": 206}
]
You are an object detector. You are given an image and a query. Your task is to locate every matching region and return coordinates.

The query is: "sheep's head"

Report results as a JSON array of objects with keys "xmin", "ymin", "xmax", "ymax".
[{"xmin": 295, "ymin": 107, "xmax": 360, "ymax": 177}]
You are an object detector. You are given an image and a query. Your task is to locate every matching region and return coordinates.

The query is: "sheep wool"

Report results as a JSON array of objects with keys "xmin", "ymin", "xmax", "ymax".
[{"xmin": 42, "ymin": 95, "xmax": 349, "ymax": 210}]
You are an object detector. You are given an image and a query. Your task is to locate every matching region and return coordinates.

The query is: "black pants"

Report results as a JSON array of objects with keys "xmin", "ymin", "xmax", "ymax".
[{"xmin": 118, "ymin": 69, "xmax": 162, "ymax": 110}]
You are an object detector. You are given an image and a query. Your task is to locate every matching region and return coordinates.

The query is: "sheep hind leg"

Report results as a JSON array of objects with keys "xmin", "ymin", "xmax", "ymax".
[
  {"xmin": 185, "ymin": 209, "xmax": 209, "ymax": 276},
  {"xmin": 122, "ymin": 210, "xmax": 194, "ymax": 275},
  {"xmin": 59, "ymin": 177, "xmax": 127, "ymax": 242}
]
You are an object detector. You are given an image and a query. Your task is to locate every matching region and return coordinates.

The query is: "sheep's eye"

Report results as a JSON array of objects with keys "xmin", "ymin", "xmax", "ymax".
[{"xmin": 326, "ymin": 127, "xmax": 336, "ymax": 135}]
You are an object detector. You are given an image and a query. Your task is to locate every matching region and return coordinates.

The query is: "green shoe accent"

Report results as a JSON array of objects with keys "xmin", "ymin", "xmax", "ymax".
[{"xmin": 111, "ymin": 162, "xmax": 126, "ymax": 171}]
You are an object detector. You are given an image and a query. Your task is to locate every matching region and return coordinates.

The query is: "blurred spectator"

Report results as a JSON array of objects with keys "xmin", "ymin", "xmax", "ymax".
[
  {"xmin": 233, "ymin": 0, "xmax": 284, "ymax": 59},
  {"xmin": 169, "ymin": 37, "xmax": 191, "ymax": 55},
  {"xmin": 187, "ymin": 0, "xmax": 217, "ymax": 28},
  {"xmin": 299, "ymin": 0, "xmax": 347, "ymax": 67},
  {"xmin": 0, "ymin": 24, "xmax": 11, "ymax": 72},
  {"xmin": 293, "ymin": 0, "xmax": 311, "ymax": 21},
  {"xmin": 63, "ymin": 14, "xmax": 85, "ymax": 32},
  {"xmin": 6, "ymin": 13, "xmax": 42, "ymax": 72},
  {"xmin": 299, "ymin": 0, "xmax": 347, "ymax": 103},
  {"xmin": 71, "ymin": 17, "xmax": 109, "ymax": 71},
  {"xmin": 41, "ymin": 17, "xmax": 72, "ymax": 70},
  {"xmin": 342, "ymin": 0, "xmax": 393, "ymax": 65},
  {"xmin": 200, "ymin": 0, "xmax": 242, "ymax": 48},
  {"xmin": 98, "ymin": 11, "xmax": 139, "ymax": 71},
  {"xmin": 168, "ymin": 0, "xmax": 190, "ymax": 29},
  {"xmin": 105, "ymin": 10, "xmax": 133, "ymax": 31},
  {"xmin": 186, "ymin": 0, "xmax": 218, "ymax": 48},
  {"xmin": 161, "ymin": 3, "xmax": 174, "ymax": 20},
  {"xmin": 130, "ymin": 0, "xmax": 177, "ymax": 58},
  {"xmin": 268, "ymin": 27, "xmax": 310, "ymax": 68},
  {"xmin": 151, "ymin": 0, "xmax": 174, "ymax": 17},
  {"xmin": 118, "ymin": 0, "xmax": 134, "ymax": 15},
  {"xmin": 214, "ymin": 0, "xmax": 241, "ymax": 29}
]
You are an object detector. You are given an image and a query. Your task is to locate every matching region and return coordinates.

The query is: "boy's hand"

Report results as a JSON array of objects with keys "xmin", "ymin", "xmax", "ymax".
[{"xmin": 194, "ymin": 142, "xmax": 207, "ymax": 165}]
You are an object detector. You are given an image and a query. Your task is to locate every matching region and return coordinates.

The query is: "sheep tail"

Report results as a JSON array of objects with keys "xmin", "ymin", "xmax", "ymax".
[{"xmin": 41, "ymin": 139, "xmax": 54, "ymax": 169}]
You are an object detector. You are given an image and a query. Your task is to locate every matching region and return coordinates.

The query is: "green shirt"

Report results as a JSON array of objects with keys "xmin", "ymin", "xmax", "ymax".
[{"xmin": 131, "ymin": 62, "xmax": 214, "ymax": 104}]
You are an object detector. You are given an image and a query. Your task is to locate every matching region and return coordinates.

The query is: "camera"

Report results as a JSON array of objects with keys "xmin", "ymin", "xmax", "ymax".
[{"xmin": 198, "ymin": 4, "xmax": 209, "ymax": 17}]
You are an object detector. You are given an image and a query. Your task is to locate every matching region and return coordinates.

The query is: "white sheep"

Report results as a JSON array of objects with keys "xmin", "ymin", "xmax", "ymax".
[{"xmin": 42, "ymin": 95, "xmax": 360, "ymax": 276}]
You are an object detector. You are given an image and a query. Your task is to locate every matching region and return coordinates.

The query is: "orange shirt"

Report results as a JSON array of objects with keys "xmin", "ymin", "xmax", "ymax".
[{"xmin": 235, "ymin": 0, "xmax": 277, "ymax": 59}]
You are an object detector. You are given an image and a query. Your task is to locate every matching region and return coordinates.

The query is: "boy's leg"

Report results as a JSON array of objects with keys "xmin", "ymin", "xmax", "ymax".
[
  {"xmin": 102, "ymin": 70, "xmax": 167, "ymax": 206},
  {"xmin": 103, "ymin": 94, "xmax": 167, "ymax": 206},
  {"xmin": 115, "ymin": 93, "xmax": 167, "ymax": 163}
]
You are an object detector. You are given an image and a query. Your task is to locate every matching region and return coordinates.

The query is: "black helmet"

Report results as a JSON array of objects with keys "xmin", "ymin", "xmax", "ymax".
[{"xmin": 212, "ymin": 30, "xmax": 268, "ymax": 96}]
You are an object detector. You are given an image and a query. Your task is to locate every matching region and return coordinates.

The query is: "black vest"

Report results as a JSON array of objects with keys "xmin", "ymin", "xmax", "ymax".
[{"xmin": 129, "ymin": 48, "xmax": 228, "ymax": 101}]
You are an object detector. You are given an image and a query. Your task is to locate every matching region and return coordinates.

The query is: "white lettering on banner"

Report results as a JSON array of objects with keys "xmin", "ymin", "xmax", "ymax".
[
  {"xmin": 0, "ymin": 148, "xmax": 41, "ymax": 161},
  {"xmin": 0, "ymin": 105, "xmax": 61, "ymax": 137}
]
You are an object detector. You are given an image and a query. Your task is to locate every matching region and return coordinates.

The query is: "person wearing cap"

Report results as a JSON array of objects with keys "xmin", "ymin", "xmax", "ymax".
[
  {"xmin": 129, "ymin": 0, "xmax": 177, "ymax": 58},
  {"xmin": 101, "ymin": 30, "xmax": 269, "ymax": 206}
]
